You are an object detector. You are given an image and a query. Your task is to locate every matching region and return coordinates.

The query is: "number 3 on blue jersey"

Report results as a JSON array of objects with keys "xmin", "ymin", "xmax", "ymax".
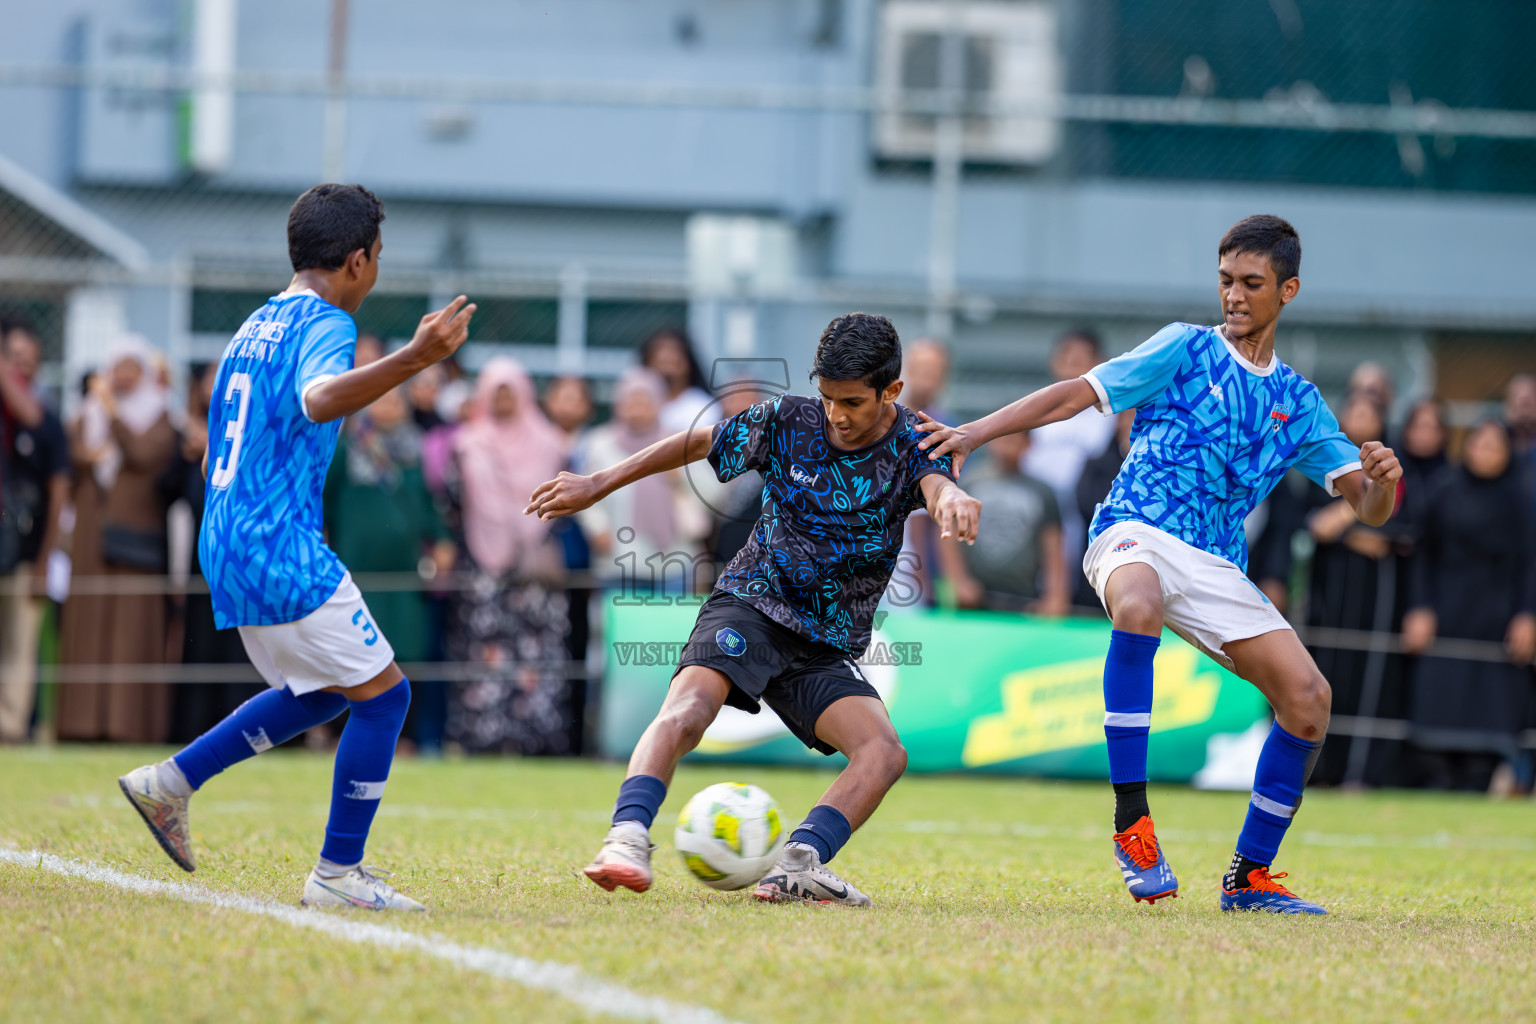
[{"xmin": 209, "ymin": 371, "xmax": 252, "ymax": 489}]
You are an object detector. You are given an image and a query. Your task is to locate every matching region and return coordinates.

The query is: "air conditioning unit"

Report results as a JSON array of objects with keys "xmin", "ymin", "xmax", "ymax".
[
  {"xmin": 686, "ymin": 214, "xmax": 797, "ymax": 298},
  {"xmin": 873, "ymin": 0, "xmax": 1061, "ymax": 165}
]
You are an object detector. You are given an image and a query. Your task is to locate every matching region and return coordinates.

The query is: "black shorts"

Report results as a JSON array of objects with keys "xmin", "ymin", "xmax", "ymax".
[{"xmin": 674, "ymin": 593, "xmax": 880, "ymax": 756}]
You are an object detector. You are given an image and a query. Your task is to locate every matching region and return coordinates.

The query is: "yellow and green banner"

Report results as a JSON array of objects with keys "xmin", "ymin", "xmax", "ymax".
[{"xmin": 599, "ymin": 604, "xmax": 1270, "ymax": 781}]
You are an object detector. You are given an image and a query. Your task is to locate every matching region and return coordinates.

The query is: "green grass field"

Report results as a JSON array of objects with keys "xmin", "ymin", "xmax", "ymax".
[{"xmin": 2, "ymin": 746, "xmax": 1533, "ymax": 1023}]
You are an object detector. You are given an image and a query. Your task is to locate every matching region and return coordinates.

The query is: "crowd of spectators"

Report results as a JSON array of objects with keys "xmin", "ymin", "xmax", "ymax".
[{"xmin": 0, "ymin": 314, "xmax": 1532, "ymax": 793}]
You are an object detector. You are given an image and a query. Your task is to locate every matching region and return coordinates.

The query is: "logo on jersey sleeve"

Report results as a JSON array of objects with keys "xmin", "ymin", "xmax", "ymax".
[
  {"xmin": 1269, "ymin": 403, "xmax": 1291, "ymax": 432},
  {"xmin": 716, "ymin": 627, "xmax": 748, "ymax": 656}
]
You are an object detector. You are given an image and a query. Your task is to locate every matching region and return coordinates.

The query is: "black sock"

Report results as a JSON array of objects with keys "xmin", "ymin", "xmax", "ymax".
[
  {"xmin": 1223, "ymin": 850, "xmax": 1268, "ymax": 891},
  {"xmin": 1112, "ymin": 781, "xmax": 1150, "ymax": 833}
]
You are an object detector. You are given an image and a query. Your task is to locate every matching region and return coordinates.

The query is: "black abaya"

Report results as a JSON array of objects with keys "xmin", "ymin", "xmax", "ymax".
[{"xmin": 1407, "ymin": 465, "xmax": 1536, "ymax": 772}]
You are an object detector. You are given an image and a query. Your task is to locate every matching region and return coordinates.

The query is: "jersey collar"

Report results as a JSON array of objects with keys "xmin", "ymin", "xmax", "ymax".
[{"xmin": 1215, "ymin": 325, "xmax": 1279, "ymax": 377}]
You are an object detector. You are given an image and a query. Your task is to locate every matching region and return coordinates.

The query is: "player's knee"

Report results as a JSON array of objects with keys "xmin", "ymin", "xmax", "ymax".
[
  {"xmin": 851, "ymin": 733, "xmax": 907, "ymax": 784},
  {"xmin": 1282, "ymin": 672, "xmax": 1331, "ymax": 740},
  {"xmin": 660, "ymin": 691, "xmax": 718, "ymax": 746},
  {"xmin": 1111, "ymin": 593, "xmax": 1163, "ymax": 636},
  {"xmin": 1308, "ymin": 674, "xmax": 1332, "ymax": 726},
  {"xmin": 1302, "ymin": 671, "xmax": 1331, "ymax": 718}
]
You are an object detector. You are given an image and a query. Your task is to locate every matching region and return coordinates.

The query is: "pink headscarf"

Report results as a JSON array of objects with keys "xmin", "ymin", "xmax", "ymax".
[{"xmin": 452, "ymin": 357, "xmax": 568, "ymax": 574}]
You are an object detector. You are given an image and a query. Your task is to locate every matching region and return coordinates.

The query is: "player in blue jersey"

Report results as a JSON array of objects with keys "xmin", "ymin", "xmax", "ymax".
[
  {"xmin": 118, "ymin": 184, "xmax": 475, "ymax": 911},
  {"xmin": 917, "ymin": 216, "xmax": 1402, "ymax": 914},
  {"xmin": 526, "ymin": 313, "xmax": 981, "ymax": 906}
]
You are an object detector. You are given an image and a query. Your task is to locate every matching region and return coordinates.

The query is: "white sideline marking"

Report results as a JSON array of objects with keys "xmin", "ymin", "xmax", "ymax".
[{"xmin": 0, "ymin": 848, "xmax": 741, "ymax": 1024}]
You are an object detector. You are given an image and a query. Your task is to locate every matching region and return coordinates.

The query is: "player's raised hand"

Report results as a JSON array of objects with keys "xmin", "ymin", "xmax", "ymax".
[
  {"xmin": 408, "ymin": 295, "xmax": 477, "ymax": 365},
  {"xmin": 1359, "ymin": 440, "xmax": 1402, "ymax": 487},
  {"xmin": 525, "ymin": 471, "xmax": 603, "ymax": 521},
  {"xmin": 914, "ymin": 411, "xmax": 974, "ymax": 475},
  {"xmin": 932, "ymin": 483, "xmax": 982, "ymax": 545}
]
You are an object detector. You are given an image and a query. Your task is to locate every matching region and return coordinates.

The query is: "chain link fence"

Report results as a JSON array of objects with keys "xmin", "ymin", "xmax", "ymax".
[
  {"xmin": 3, "ymin": 2, "xmax": 1536, "ymax": 770},
  {"xmin": 1066, "ymin": 0, "xmax": 1536, "ymax": 193}
]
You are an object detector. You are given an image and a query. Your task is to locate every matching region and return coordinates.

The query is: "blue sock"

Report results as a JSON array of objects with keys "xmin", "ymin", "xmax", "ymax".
[
  {"xmin": 612, "ymin": 775, "xmax": 668, "ymax": 829},
  {"xmin": 319, "ymin": 679, "xmax": 411, "ymax": 867},
  {"xmin": 172, "ymin": 687, "xmax": 348, "ymax": 790},
  {"xmin": 789, "ymin": 805, "xmax": 853, "ymax": 864},
  {"xmin": 1104, "ymin": 629, "xmax": 1159, "ymax": 786},
  {"xmin": 1235, "ymin": 721, "xmax": 1321, "ymax": 867}
]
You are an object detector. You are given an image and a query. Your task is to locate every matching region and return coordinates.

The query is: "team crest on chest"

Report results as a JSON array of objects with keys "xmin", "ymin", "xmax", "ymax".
[{"xmin": 1269, "ymin": 403, "xmax": 1291, "ymax": 433}]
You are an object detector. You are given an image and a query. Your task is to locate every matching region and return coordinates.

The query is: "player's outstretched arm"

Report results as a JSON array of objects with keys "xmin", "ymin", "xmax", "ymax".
[
  {"xmin": 304, "ymin": 296, "xmax": 477, "ymax": 424},
  {"xmin": 915, "ymin": 378, "xmax": 1098, "ymax": 474},
  {"xmin": 1334, "ymin": 440, "xmax": 1402, "ymax": 527},
  {"xmin": 920, "ymin": 474, "xmax": 981, "ymax": 545},
  {"xmin": 525, "ymin": 424, "xmax": 715, "ymax": 521}
]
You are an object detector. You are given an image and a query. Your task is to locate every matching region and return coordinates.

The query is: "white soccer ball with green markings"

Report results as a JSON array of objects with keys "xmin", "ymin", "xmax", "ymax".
[{"xmin": 674, "ymin": 782, "xmax": 786, "ymax": 891}]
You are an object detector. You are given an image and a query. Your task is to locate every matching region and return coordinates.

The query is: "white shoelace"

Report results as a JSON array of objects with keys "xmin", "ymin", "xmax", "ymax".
[
  {"xmin": 606, "ymin": 826, "xmax": 653, "ymax": 861},
  {"xmin": 356, "ymin": 866, "xmax": 401, "ymax": 896}
]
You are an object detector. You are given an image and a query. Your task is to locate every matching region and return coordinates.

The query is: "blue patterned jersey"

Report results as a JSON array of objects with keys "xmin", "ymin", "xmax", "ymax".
[
  {"xmin": 199, "ymin": 291, "xmax": 355, "ymax": 627},
  {"xmin": 1084, "ymin": 323, "xmax": 1361, "ymax": 571},
  {"xmin": 710, "ymin": 395, "xmax": 955, "ymax": 655}
]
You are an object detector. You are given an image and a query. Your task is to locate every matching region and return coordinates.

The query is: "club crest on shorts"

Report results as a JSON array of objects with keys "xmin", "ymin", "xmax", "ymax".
[
  {"xmin": 1113, "ymin": 539, "xmax": 1139, "ymax": 553},
  {"xmin": 1269, "ymin": 403, "xmax": 1291, "ymax": 432},
  {"xmin": 716, "ymin": 627, "xmax": 747, "ymax": 656}
]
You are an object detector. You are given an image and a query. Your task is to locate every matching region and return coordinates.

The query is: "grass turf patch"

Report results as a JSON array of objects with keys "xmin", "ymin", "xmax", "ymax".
[{"xmin": 2, "ymin": 746, "xmax": 1533, "ymax": 1023}]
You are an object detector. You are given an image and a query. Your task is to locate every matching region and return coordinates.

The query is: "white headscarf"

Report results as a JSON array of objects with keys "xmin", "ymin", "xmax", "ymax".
[{"xmin": 80, "ymin": 334, "xmax": 169, "ymax": 490}]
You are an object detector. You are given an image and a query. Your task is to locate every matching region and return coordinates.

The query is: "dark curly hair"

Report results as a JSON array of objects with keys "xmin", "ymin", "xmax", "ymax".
[
  {"xmin": 287, "ymin": 183, "xmax": 385, "ymax": 272},
  {"xmin": 1219, "ymin": 214, "xmax": 1301, "ymax": 283},
  {"xmin": 810, "ymin": 312, "xmax": 903, "ymax": 394}
]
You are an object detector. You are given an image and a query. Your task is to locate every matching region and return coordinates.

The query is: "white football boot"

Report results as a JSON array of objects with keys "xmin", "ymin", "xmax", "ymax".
[
  {"xmin": 753, "ymin": 843, "xmax": 873, "ymax": 908},
  {"xmin": 582, "ymin": 822, "xmax": 656, "ymax": 893},
  {"xmin": 118, "ymin": 762, "xmax": 196, "ymax": 872},
  {"xmin": 301, "ymin": 865, "xmax": 425, "ymax": 912}
]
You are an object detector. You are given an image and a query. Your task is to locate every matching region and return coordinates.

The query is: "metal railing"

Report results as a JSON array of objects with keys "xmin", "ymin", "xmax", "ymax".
[
  {"xmin": 21, "ymin": 571, "xmax": 1536, "ymax": 755},
  {"xmin": 2, "ymin": 64, "xmax": 1533, "ymax": 141}
]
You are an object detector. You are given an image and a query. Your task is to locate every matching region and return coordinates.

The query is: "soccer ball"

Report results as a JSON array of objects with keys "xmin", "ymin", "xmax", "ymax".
[{"xmin": 674, "ymin": 782, "xmax": 786, "ymax": 890}]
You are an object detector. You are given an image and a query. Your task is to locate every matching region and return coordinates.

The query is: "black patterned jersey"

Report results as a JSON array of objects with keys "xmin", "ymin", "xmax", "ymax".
[{"xmin": 708, "ymin": 395, "xmax": 955, "ymax": 655}]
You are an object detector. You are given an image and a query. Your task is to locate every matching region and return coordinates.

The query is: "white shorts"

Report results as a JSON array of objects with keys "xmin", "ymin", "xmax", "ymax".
[
  {"xmin": 238, "ymin": 573, "xmax": 396, "ymax": 696},
  {"xmin": 1082, "ymin": 521, "xmax": 1290, "ymax": 671}
]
